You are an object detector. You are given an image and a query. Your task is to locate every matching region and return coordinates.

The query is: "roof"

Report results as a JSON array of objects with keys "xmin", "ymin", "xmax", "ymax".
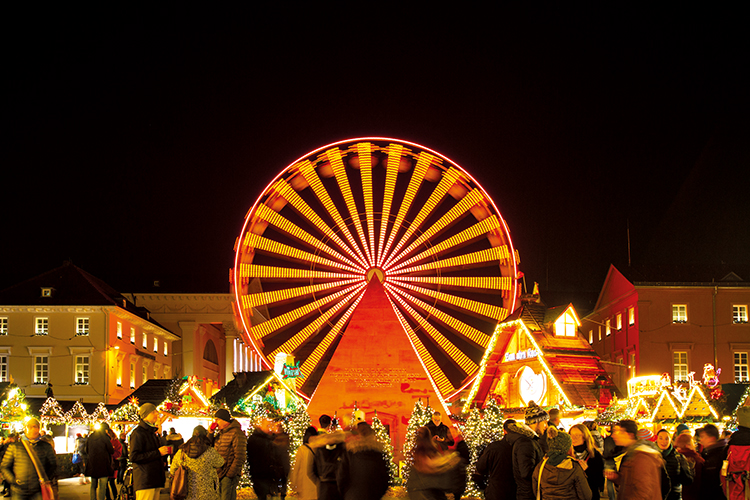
[
  {"xmin": 26, "ymin": 397, "xmax": 103, "ymax": 417},
  {"xmin": 113, "ymin": 379, "xmax": 173, "ymax": 409},
  {"xmin": 210, "ymin": 371, "xmax": 276, "ymax": 409}
]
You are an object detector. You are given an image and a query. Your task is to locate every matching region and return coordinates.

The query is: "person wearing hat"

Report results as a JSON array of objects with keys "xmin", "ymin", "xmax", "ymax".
[
  {"xmin": 0, "ymin": 418, "xmax": 57, "ymax": 500},
  {"xmin": 505, "ymin": 402, "xmax": 549, "ymax": 500},
  {"xmin": 605, "ymin": 419, "xmax": 666, "ymax": 500},
  {"xmin": 213, "ymin": 409, "xmax": 246, "ymax": 500},
  {"xmin": 130, "ymin": 403, "xmax": 171, "ymax": 500},
  {"xmin": 85, "ymin": 422, "xmax": 114, "ymax": 500},
  {"xmin": 532, "ymin": 426, "xmax": 592, "ymax": 500}
]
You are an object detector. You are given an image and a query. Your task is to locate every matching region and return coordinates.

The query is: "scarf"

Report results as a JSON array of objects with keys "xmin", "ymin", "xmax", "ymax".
[
  {"xmin": 573, "ymin": 443, "xmax": 589, "ymax": 461},
  {"xmin": 21, "ymin": 434, "xmax": 41, "ymax": 444},
  {"xmin": 660, "ymin": 443, "xmax": 673, "ymax": 458}
]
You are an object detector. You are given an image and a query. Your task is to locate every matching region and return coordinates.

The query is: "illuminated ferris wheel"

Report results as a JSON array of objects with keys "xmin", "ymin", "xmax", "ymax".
[{"xmin": 232, "ymin": 138, "xmax": 520, "ymax": 401}]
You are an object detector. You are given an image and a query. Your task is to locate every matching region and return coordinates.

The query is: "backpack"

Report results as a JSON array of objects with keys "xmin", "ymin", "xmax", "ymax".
[{"xmin": 723, "ymin": 444, "xmax": 750, "ymax": 500}]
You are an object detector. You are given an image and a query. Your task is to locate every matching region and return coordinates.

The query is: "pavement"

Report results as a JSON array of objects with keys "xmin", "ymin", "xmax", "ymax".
[{"xmin": 57, "ymin": 478, "xmax": 169, "ymax": 500}]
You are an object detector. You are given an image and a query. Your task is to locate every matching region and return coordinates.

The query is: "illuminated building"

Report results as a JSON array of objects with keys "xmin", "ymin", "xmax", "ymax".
[{"xmin": 583, "ymin": 265, "xmax": 750, "ymax": 395}]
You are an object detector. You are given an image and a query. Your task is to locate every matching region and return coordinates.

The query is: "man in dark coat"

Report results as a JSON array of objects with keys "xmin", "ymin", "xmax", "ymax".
[
  {"xmin": 213, "ymin": 409, "xmax": 247, "ymax": 500},
  {"xmin": 0, "ymin": 418, "xmax": 57, "ymax": 500},
  {"xmin": 511, "ymin": 403, "xmax": 548, "ymax": 500},
  {"xmin": 698, "ymin": 424, "xmax": 728, "ymax": 500},
  {"xmin": 85, "ymin": 423, "xmax": 114, "ymax": 500},
  {"xmin": 246, "ymin": 419, "xmax": 289, "ymax": 500},
  {"xmin": 425, "ymin": 411, "xmax": 454, "ymax": 451},
  {"xmin": 475, "ymin": 419, "xmax": 517, "ymax": 500},
  {"xmin": 311, "ymin": 430, "xmax": 346, "ymax": 500},
  {"xmin": 129, "ymin": 403, "xmax": 170, "ymax": 500},
  {"xmin": 336, "ymin": 423, "xmax": 389, "ymax": 500}
]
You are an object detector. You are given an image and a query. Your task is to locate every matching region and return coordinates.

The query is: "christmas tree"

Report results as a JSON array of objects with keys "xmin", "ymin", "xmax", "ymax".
[
  {"xmin": 461, "ymin": 399, "xmax": 504, "ymax": 497},
  {"xmin": 283, "ymin": 400, "xmax": 311, "ymax": 466},
  {"xmin": 401, "ymin": 398, "xmax": 432, "ymax": 481},
  {"xmin": 0, "ymin": 386, "xmax": 29, "ymax": 423},
  {"xmin": 371, "ymin": 410, "xmax": 400, "ymax": 485}
]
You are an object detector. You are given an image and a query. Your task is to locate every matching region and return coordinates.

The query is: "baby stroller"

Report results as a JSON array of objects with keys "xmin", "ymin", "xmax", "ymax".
[{"xmin": 116, "ymin": 466, "xmax": 135, "ymax": 500}]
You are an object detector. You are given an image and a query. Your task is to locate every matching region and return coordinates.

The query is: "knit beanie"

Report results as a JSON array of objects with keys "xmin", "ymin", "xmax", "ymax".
[
  {"xmin": 525, "ymin": 401, "xmax": 549, "ymax": 425},
  {"xmin": 139, "ymin": 403, "xmax": 157, "ymax": 420},
  {"xmin": 546, "ymin": 426, "xmax": 573, "ymax": 466},
  {"xmin": 738, "ymin": 407, "xmax": 750, "ymax": 428},
  {"xmin": 675, "ymin": 423, "xmax": 690, "ymax": 434},
  {"xmin": 637, "ymin": 428, "xmax": 655, "ymax": 441}
]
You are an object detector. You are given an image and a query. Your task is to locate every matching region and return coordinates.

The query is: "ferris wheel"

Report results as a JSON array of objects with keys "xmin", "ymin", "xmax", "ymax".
[{"xmin": 232, "ymin": 138, "xmax": 520, "ymax": 401}]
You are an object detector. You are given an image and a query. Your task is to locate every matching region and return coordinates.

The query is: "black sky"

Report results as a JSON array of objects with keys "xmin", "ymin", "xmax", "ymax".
[{"xmin": 3, "ymin": 6, "xmax": 749, "ymax": 311}]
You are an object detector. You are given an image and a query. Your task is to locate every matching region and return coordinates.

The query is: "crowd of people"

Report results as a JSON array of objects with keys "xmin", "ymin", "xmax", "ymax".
[{"xmin": 0, "ymin": 402, "xmax": 748, "ymax": 500}]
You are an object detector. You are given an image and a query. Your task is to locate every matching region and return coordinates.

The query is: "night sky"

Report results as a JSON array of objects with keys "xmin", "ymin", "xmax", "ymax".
[{"xmin": 4, "ymin": 6, "xmax": 749, "ymax": 312}]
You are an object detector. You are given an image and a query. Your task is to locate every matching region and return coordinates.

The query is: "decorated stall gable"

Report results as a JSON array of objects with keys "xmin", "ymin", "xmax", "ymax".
[
  {"xmin": 65, "ymin": 401, "xmax": 90, "ymax": 426},
  {"xmin": 651, "ymin": 390, "xmax": 680, "ymax": 421},
  {"xmin": 628, "ymin": 397, "xmax": 652, "ymax": 420},
  {"xmin": 681, "ymin": 385, "xmax": 719, "ymax": 420},
  {"xmin": 39, "ymin": 397, "xmax": 66, "ymax": 425}
]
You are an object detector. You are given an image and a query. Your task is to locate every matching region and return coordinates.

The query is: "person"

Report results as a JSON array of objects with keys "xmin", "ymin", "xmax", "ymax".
[
  {"xmin": 602, "ymin": 424, "xmax": 624, "ymax": 500},
  {"xmin": 86, "ymin": 423, "xmax": 115, "ymax": 500},
  {"xmin": 75, "ymin": 433, "xmax": 90, "ymax": 484},
  {"xmin": 698, "ymin": 423, "xmax": 727, "ymax": 499},
  {"xmin": 166, "ymin": 428, "xmax": 184, "ymax": 460},
  {"xmin": 311, "ymin": 427, "xmax": 346, "ymax": 500},
  {"xmin": 570, "ymin": 423, "xmax": 604, "ymax": 500},
  {"xmin": 212, "ymin": 409, "xmax": 247, "ymax": 500},
  {"xmin": 532, "ymin": 426, "xmax": 592, "ymax": 500},
  {"xmin": 656, "ymin": 429, "xmax": 693, "ymax": 500},
  {"xmin": 509, "ymin": 402, "xmax": 548, "ymax": 500},
  {"xmin": 0, "ymin": 418, "xmax": 57, "ymax": 500},
  {"xmin": 604, "ymin": 419, "xmax": 665, "ymax": 500},
  {"xmin": 425, "ymin": 412, "xmax": 454, "ymax": 452},
  {"xmin": 130, "ymin": 403, "xmax": 170, "ymax": 500},
  {"xmin": 0, "ymin": 434, "xmax": 18, "ymax": 496},
  {"xmin": 540, "ymin": 408, "xmax": 563, "ymax": 454},
  {"xmin": 116, "ymin": 432, "xmax": 129, "ymax": 485},
  {"xmin": 318, "ymin": 415, "xmax": 332, "ymax": 434},
  {"xmin": 674, "ymin": 433, "xmax": 703, "ymax": 500},
  {"xmin": 448, "ymin": 434, "xmax": 469, "ymax": 500},
  {"xmin": 289, "ymin": 426, "xmax": 318, "ymax": 500},
  {"xmin": 337, "ymin": 422, "xmax": 390, "ymax": 500},
  {"xmin": 170, "ymin": 425, "xmax": 224, "ymax": 500},
  {"xmin": 105, "ymin": 427, "xmax": 123, "ymax": 500},
  {"xmin": 406, "ymin": 426, "xmax": 460, "ymax": 500},
  {"xmin": 38, "ymin": 435, "xmax": 58, "ymax": 500},
  {"xmin": 585, "ymin": 421, "xmax": 605, "ymax": 452},
  {"xmin": 475, "ymin": 419, "xmax": 517, "ymax": 500},
  {"xmin": 723, "ymin": 407, "xmax": 750, "ymax": 500}
]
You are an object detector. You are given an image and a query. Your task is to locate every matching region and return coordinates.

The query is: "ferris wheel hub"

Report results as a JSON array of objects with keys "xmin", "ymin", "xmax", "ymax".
[{"xmin": 365, "ymin": 267, "xmax": 385, "ymax": 283}]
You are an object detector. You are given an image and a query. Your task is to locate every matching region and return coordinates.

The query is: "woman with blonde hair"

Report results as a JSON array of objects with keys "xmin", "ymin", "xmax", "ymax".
[{"xmin": 570, "ymin": 424, "xmax": 604, "ymax": 500}]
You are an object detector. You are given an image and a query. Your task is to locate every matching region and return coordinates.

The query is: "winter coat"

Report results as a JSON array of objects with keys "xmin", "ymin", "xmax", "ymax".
[
  {"xmin": 336, "ymin": 433, "xmax": 389, "ymax": 500},
  {"xmin": 84, "ymin": 430, "xmax": 114, "ymax": 478},
  {"xmin": 425, "ymin": 421, "xmax": 454, "ymax": 450},
  {"xmin": 661, "ymin": 444, "xmax": 693, "ymax": 500},
  {"xmin": 214, "ymin": 419, "xmax": 246, "ymax": 480},
  {"xmin": 247, "ymin": 428, "xmax": 290, "ymax": 486},
  {"xmin": 310, "ymin": 431, "xmax": 346, "ymax": 483},
  {"xmin": 573, "ymin": 446, "xmax": 604, "ymax": 500},
  {"xmin": 614, "ymin": 442, "xmax": 665, "ymax": 500},
  {"xmin": 129, "ymin": 420, "xmax": 166, "ymax": 492},
  {"xmin": 509, "ymin": 422, "xmax": 545, "ymax": 500},
  {"xmin": 532, "ymin": 457, "xmax": 592, "ymax": 500},
  {"xmin": 0, "ymin": 438, "xmax": 57, "ymax": 497},
  {"xmin": 75, "ymin": 436, "xmax": 88, "ymax": 458},
  {"xmin": 674, "ymin": 448, "xmax": 703, "ymax": 500},
  {"xmin": 475, "ymin": 436, "xmax": 516, "ymax": 500},
  {"xmin": 170, "ymin": 439, "xmax": 224, "ymax": 500},
  {"xmin": 723, "ymin": 427, "xmax": 750, "ymax": 500},
  {"xmin": 290, "ymin": 444, "xmax": 318, "ymax": 500},
  {"xmin": 700, "ymin": 439, "xmax": 728, "ymax": 500}
]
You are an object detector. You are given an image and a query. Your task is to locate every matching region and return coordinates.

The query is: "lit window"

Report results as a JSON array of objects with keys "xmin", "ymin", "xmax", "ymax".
[
  {"xmin": 117, "ymin": 322, "xmax": 122, "ymax": 339},
  {"xmin": 142, "ymin": 365, "xmax": 148, "ymax": 383},
  {"xmin": 629, "ymin": 352, "xmax": 636, "ymax": 378},
  {"xmin": 672, "ymin": 305, "xmax": 688, "ymax": 323},
  {"xmin": 733, "ymin": 305, "xmax": 748, "ymax": 324},
  {"xmin": 75, "ymin": 355, "xmax": 90, "ymax": 385},
  {"xmin": 616, "ymin": 313, "xmax": 622, "ymax": 331},
  {"xmin": 673, "ymin": 351, "xmax": 688, "ymax": 382},
  {"xmin": 735, "ymin": 352, "xmax": 749, "ymax": 382},
  {"xmin": 34, "ymin": 356, "xmax": 49, "ymax": 384},
  {"xmin": 0, "ymin": 355, "xmax": 7, "ymax": 382},
  {"xmin": 142, "ymin": 333, "xmax": 147, "ymax": 349},
  {"xmin": 605, "ymin": 319, "xmax": 611, "ymax": 336},
  {"xmin": 130, "ymin": 327, "xmax": 136, "ymax": 344},
  {"xmin": 0, "ymin": 318, "xmax": 7, "ymax": 336},
  {"xmin": 116, "ymin": 359, "xmax": 123, "ymax": 386},
  {"xmin": 40, "ymin": 287, "xmax": 53, "ymax": 297},
  {"xmin": 76, "ymin": 318, "xmax": 90, "ymax": 336},
  {"xmin": 598, "ymin": 326, "xmax": 602, "ymax": 341},
  {"xmin": 153, "ymin": 338, "xmax": 158, "ymax": 353},
  {"xmin": 555, "ymin": 311, "xmax": 577, "ymax": 337},
  {"xmin": 628, "ymin": 307, "xmax": 635, "ymax": 326},
  {"xmin": 589, "ymin": 330, "xmax": 593, "ymax": 344},
  {"xmin": 130, "ymin": 362, "xmax": 136, "ymax": 389},
  {"xmin": 163, "ymin": 343, "xmax": 168, "ymax": 356},
  {"xmin": 35, "ymin": 318, "xmax": 49, "ymax": 336}
]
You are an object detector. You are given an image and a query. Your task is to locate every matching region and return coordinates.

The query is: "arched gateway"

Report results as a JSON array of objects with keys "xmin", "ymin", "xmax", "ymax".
[{"xmin": 231, "ymin": 138, "xmax": 521, "ymax": 453}]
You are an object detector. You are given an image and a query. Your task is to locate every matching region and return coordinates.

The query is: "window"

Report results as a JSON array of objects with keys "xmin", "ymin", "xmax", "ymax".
[
  {"xmin": 605, "ymin": 319, "xmax": 611, "ymax": 336},
  {"xmin": 130, "ymin": 327, "xmax": 135, "ymax": 344},
  {"xmin": 672, "ymin": 304, "xmax": 688, "ymax": 323},
  {"xmin": 628, "ymin": 307, "xmax": 635, "ymax": 326},
  {"xmin": 589, "ymin": 330, "xmax": 593, "ymax": 344},
  {"xmin": 116, "ymin": 359, "xmax": 123, "ymax": 386},
  {"xmin": 142, "ymin": 333, "xmax": 147, "ymax": 349},
  {"xmin": 554, "ymin": 311, "xmax": 577, "ymax": 337},
  {"xmin": 598, "ymin": 326, "xmax": 602, "ymax": 341},
  {"xmin": 130, "ymin": 362, "xmax": 136, "ymax": 389},
  {"xmin": 629, "ymin": 352, "xmax": 636, "ymax": 378},
  {"xmin": 0, "ymin": 317, "xmax": 7, "ymax": 335},
  {"xmin": 153, "ymin": 338, "xmax": 158, "ymax": 353},
  {"xmin": 117, "ymin": 322, "xmax": 122, "ymax": 339},
  {"xmin": 163, "ymin": 342, "xmax": 168, "ymax": 356},
  {"xmin": 733, "ymin": 305, "xmax": 748, "ymax": 324},
  {"xmin": 0, "ymin": 355, "xmax": 7, "ymax": 382},
  {"xmin": 75, "ymin": 355, "xmax": 89, "ymax": 384},
  {"xmin": 142, "ymin": 365, "xmax": 148, "ymax": 383},
  {"xmin": 735, "ymin": 352, "xmax": 749, "ymax": 382},
  {"xmin": 616, "ymin": 313, "xmax": 622, "ymax": 331},
  {"xmin": 76, "ymin": 317, "xmax": 90, "ymax": 336},
  {"xmin": 40, "ymin": 287, "xmax": 53, "ymax": 297},
  {"xmin": 34, "ymin": 356, "xmax": 49, "ymax": 384},
  {"xmin": 674, "ymin": 351, "xmax": 688, "ymax": 381},
  {"xmin": 35, "ymin": 317, "xmax": 49, "ymax": 336}
]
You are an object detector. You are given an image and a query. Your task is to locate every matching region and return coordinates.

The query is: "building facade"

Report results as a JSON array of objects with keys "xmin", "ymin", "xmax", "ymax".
[
  {"xmin": 0, "ymin": 263, "xmax": 178, "ymax": 404},
  {"xmin": 582, "ymin": 265, "xmax": 750, "ymax": 394}
]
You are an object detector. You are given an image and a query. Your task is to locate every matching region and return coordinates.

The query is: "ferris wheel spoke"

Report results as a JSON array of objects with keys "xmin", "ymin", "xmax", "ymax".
[
  {"xmin": 382, "ymin": 167, "xmax": 461, "ymax": 269},
  {"xmin": 251, "ymin": 282, "xmax": 366, "ymax": 340},
  {"xmin": 391, "ymin": 246, "xmax": 511, "ymax": 275},
  {"xmin": 386, "ymin": 283, "xmax": 489, "ymax": 347},
  {"xmin": 269, "ymin": 287, "xmax": 364, "ymax": 359},
  {"xmin": 387, "ymin": 189, "xmax": 487, "ymax": 267},
  {"xmin": 298, "ymin": 160, "xmax": 371, "ymax": 267},
  {"xmin": 376, "ymin": 143, "xmax": 408, "ymax": 267},
  {"xmin": 253, "ymin": 204, "xmax": 363, "ymax": 270},
  {"xmin": 388, "ymin": 292, "xmax": 478, "ymax": 374},
  {"xmin": 390, "ymin": 215, "xmax": 501, "ymax": 272},
  {"xmin": 239, "ymin": 264, "xmax": 358, "ymax": 280},
  {"xmin": 389, "ymin": 276, "xmax": 513, "ymax": 292},
  {"xmin": 325, "ymin": 148, "xmax": 373, "ymax": 265},
  {"xmin": 388, "ymin": 298, "xmax": 455, "ymax": 396},
  {"xmin": 241, "ymin": 279, "xmax": 362, "ymax": 311},
  {"xmin": 390, "ymin": 281, "xmax": 507, "ymax": 320},
  {"xmin": 243, "ymin": 233, "xmax": 362, "ymax": 274},
  {"xmin": 300, "ymin": 293, "xmax": 366, "ymax": 381},
  {"xmin": 270, "ymin": 179, "xmax": 368, "ymax": 269},
  {"xmin": 355, "ymin": 143, "xmax": 377, "ymax": 265}
]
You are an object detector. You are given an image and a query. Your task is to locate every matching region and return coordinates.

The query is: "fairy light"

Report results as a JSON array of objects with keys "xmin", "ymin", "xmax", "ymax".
[
  {"xmin": 464, "ymin": 323, "xmax": 503, "ymax": 408},
  {"xmin": 239, "ymin": 264, "xmax": 359, "ymax": 280},
  {"xmin": 242, "ymin": 232, "xmax": 363, "ymax": 274},
  {"xmin": 391, "ymin": 276, "xmax": 512, "ymax": 291},
  {"xmin": 241, "ymin": 279, "xmax": 362, "ymax": 311},
  {"xmin": 651, "ymin": 390, "xmax": 681, "ymax": 421},
  {"xmin": 390, "ymin": 246, "xmax": 510, "ymax": 275},
  {"xmin": 356, "ymin": 142, "xmax": 376, "ymax": 264},
  {"xmin": 376, "ymin": 143, "xmax": 405, "ymax": 267},
  {"xmin": 392, "ymin": 281, "xmax": 507, "ymax": 320}
]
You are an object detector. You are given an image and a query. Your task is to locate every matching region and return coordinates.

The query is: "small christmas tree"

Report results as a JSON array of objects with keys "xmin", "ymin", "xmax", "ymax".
[
  {"xmin": 401, "ymin": 398, "xmax": 432, "ymax": 481},
  {"xmin": 372, "ymin": 410, "xmax": 400, "ymax": 485},
  {"xmin": 462, "ymin": 399, "xmax": 504, "ymax": 497},
  {"xmin": 0, "ymin": 386, "xmax": 29, "ymax": 423},
  {"xmin": 284, "ymin": 400, "xmax": 311, "ymax": 466}
]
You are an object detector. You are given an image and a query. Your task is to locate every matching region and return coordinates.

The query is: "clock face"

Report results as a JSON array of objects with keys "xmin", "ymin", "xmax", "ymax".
[{"xmin": 518, "ymin": 365, "xmax": 547, "ymax": 406}]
